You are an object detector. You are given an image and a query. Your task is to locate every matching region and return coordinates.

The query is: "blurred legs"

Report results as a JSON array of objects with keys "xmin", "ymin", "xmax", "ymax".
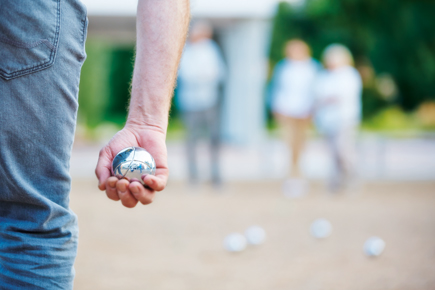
[
  {"xmin": 183, "ymin": 107, "xmax": 221, "ymax": 185},
  {"xmin": 276, "ymin": 114, "xmax": 310, "ymax": 198},
  {"xmin": 276, "ymin": 114, "xmax": 309, "ymax": 178},
  {"xmin": 184, "ymin": 111, "xmax": 200, "ymax": 183},
  {"xmin": 327, "ymin": 127, "xmax": 358, "ymax": 191},
  {"xmin": 207, "ymin": 108, "xmax": 221, "ymax": 186}
]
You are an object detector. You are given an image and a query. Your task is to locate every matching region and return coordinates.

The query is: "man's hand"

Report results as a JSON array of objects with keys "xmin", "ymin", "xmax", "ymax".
[
  {"xmin": 94, "ymin": 0, "xmax": 189, "ymax": 208},
  {"xmin": 95, "ymin": 124, "xmax": 169, "ymax": 208}
]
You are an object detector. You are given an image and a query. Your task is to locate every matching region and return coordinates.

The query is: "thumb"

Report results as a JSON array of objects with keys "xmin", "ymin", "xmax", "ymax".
[{"xmin": 95, "ymin": 146, "xmax": 113, "ymax": 191}]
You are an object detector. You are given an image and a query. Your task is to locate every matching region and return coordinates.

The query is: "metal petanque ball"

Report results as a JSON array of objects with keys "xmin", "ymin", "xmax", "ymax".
[
  {"xmin": 112, "ymin": 147, "xmax": 156, "ymax": 185},
  {"xmin": 245, "ymin": 226, "xmax": 266, "ymax": 245},
  {"xmin": 224, "ymin": 233, "xmax": 247, "ymax": 253},
  {"xmin": 364, "ymin": 236, "xmax": 386, "ymax": 257},
  {"xmin": 310, "ymin": 218, "xmax": 332, "ymax": 239}
]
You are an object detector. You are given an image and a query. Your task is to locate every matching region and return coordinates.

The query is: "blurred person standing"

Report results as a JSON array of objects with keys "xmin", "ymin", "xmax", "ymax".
[
  {"xmin": 270, "ymin": 39, "xmax": 319, "ymax": 197},
  {"xmin": 177, "ymin": 21, "xmax": 226, "ymax": 186},
  {"xmin": 314, "ymin": 44, "xmax": 362, "ymax": 191}
]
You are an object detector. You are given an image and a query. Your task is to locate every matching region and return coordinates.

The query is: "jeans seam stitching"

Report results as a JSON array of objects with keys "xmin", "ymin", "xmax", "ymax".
[
  {"xmin": 0, "ymin": 37, "xmax": 56, "ymax": 50},
  {"xmin": 81, "ymin": 18, "xmax": 85, "ymax": 45}
]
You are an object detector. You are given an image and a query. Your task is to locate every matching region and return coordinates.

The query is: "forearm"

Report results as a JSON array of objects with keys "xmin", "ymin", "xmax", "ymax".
[{"xmin": 127, "ymin": 0, "xmax": 190, "ymax": 134}]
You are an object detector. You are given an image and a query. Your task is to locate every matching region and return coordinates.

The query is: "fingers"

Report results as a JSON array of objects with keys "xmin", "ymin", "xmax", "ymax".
[
  {"xmin": 116, "ymin": 179, "xmax": 138, "ymax": 208},
  {"xmin": 105, "ymin": 177, "xmax": 157, "ymax": 207},
  {"xmin": 96, "ymin": 146, "xmax": 113, "ymax": 191},
  {"xmin": 142, "ymin": 169, "xmax": 169, "ymax": 192},
  {"xmin": 106, "ymin": 177, "xmax": 144, "ymax": 207},
  {"xmin": 105, "ymin": 177, "xmax": 120, "ymax": 201},
  {"xmin": 106, "ymin": 179, "xmax": 156, "ymax": 206},
  {"xmin": 129, "ymin": 182, "xmax": 156, "ymax": 205},
  {"xmin": 126, "ymin": 171, "xmax": 168, "ymax": 205}
]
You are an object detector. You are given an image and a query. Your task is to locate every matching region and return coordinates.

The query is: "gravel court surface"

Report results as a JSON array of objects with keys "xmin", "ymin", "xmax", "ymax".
[{"xmin": 71, "ymin": 180, "xmax": 435, "ymax": 290}]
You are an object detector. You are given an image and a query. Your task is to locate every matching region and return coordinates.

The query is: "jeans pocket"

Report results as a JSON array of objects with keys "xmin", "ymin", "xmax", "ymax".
[{"xmin": 0, "ymin": 0, "xmax": 61, "ymax": 80}]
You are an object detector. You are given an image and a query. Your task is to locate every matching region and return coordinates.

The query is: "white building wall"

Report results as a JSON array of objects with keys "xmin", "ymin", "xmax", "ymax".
[
  {"xmin": 220, "ymin": 19, "xmax": 271, "ymax": 144},
  {"xmin": 82, "ymin": 0, "xmax": 280, "ymax": 18}
]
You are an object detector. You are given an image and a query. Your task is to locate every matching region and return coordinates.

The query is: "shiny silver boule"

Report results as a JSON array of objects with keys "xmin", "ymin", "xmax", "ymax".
[{"xmin": 112, "ymin": 147, "xmax": 156, "ymax": 185}]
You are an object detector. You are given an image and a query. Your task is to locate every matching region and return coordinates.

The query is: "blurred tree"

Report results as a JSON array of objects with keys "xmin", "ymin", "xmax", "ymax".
[
  {"xmin": 78, "ymin": 41, "xmax": 111, "ymax": 128},
  {"xmin": 105, "ymin": 48, "xmax": 135, "ymax": 125},
  {"xmin": 78, "ymin": 41, "xmax": 181, "ymax": 132},
  {"xmin": 78, "ymin": 42, "xmax": 135, "ymax": 129},
  {"xmin": 269, "ymin": 0, "xmax": 435, "ymax": 116}
]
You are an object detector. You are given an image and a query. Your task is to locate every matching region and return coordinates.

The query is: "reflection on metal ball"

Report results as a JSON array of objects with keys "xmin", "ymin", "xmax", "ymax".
[{"xmin": 111, "ymin": 147, "xmax": 156, "ymax": 185}]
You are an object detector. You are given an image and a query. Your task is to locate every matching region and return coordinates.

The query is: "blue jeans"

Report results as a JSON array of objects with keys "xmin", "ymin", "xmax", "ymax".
[{"xmin": 0, "ymin": 0, "xmax": 87, "ymax": 288}]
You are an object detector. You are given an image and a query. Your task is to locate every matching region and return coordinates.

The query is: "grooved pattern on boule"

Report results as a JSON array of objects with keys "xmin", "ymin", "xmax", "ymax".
[{"xmin": 112, "ymin": 147, "xmax": 156, "ymax": 185}]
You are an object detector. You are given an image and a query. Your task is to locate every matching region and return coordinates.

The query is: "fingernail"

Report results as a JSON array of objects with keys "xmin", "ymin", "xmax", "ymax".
[{"xmin": 118, "ymin": 190, "xmax": 126, "ymax": 197}]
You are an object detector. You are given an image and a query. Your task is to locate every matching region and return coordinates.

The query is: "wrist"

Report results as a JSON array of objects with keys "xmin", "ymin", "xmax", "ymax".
[
  {"xmin": 125, "ymin": 117, "xmax": 168, "ymax": 136},
  {"xmin": 127, "ymin": 90, "xmax": 171, "ymax": 136}
]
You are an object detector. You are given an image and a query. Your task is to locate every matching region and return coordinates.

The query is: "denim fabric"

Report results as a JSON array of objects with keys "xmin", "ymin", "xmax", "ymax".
[{"xmin": 0, "ymin": 0, "xmax": 87, "ymax": 289}]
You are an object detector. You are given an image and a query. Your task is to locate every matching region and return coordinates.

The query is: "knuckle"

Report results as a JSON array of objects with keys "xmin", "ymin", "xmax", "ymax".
[
  {"xmin": 115, "ymin": 180, "xmax": 124, "ymax": 189},
  {"xmin": 154, "ymin": 182, "xmax": 165, "ymax": 192},
  {"xmin": 117, "ymin": 184, "xmax": 128, "ymax": 192}
]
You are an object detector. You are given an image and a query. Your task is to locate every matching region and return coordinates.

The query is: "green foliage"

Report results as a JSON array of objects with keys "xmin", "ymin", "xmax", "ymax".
[
  {"xmin": 361, "ymin": 88, "xmax": 390, "ymax": 120},
  {"xmin": 105, "ymin": 48, "xmax": 135, "ymax": 125},
  {"xmin": 270, "ymin": 0, "xmax": 435, "ymax": 113},
  {"xmin": 78, "ymin": 41, "xmax": 135, "ymax": 129},
  {"xmin": 361, "ymin": 103, "xmax": 435, "ymax": 132},
  {"xmin": 78, "ymin": 41, "xmax": 182, "ymax": 135},
  {"xmin": 362, "ymin": 106, "xmax": 418, "ymax": 131},
  {"xmin": 78, "ymin": 41, "xmax": 112, "ymax": 128}
]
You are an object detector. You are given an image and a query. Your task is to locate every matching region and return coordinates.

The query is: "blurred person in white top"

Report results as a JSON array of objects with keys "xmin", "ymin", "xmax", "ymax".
[
  {"xmin": 177, "ymin": 21, "xmax": 225, "ymax": 186},
  {"xmin": 270, "ymin": 39, "xmax": 319, "ymax": 197},
  {"xmin": 314, "ymin": 44, "xmax": 362, "ymax": 191}
]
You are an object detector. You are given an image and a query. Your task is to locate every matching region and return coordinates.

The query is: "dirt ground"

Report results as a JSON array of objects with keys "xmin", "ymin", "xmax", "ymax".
[{"xmin": 71, "ymin": 180, "xmax": 435, "ymax": 290}]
